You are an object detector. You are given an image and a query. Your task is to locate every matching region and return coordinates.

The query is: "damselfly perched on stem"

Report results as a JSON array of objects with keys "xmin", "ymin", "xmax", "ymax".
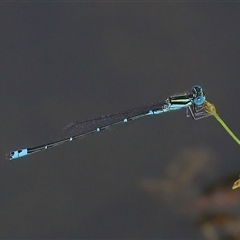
[{"xmin": 6, "ymin": 85, "xmax": 208, "ymax": 160}]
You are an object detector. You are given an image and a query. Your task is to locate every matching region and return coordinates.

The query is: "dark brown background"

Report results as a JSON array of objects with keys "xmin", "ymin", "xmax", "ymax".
[{"xmin": 2, "ymin": 3, "xmax": 240, "ymax": 239}]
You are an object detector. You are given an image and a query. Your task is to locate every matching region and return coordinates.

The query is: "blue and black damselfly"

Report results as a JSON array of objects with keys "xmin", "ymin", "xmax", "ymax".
[{"xmin": 6, "ymin": 85, "xmax": 208, "ymax": 160}]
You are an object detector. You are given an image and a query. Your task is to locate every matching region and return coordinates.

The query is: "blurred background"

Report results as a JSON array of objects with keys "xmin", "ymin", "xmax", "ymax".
[{"xmin": 1, "ymin": 3, "xmax": 240, "ymax": 239}]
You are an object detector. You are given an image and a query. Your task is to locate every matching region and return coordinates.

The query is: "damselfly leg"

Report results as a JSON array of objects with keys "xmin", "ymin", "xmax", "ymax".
[{"xmin": 186, "ymin": 104, "xmax": 212, "ymax": 120}]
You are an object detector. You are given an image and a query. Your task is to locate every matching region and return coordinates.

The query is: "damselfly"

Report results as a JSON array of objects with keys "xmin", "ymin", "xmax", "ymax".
[{"xmin": 6, "ymin": 85, "xmax": 208, "ymax": 160}]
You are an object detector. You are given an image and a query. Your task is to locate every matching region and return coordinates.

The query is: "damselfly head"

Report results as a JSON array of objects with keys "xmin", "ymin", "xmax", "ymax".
[{"xmin": 192, "ymin": 85, "xmax": 206, "ymax": 105}]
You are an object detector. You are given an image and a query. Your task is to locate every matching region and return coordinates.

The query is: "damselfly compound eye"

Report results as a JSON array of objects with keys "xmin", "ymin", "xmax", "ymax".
[
  {"xmin": 193, "ymin": 96, "xmax": 205, "ymax": 105},
  {"xmin": 192, "ymin": 85, "xmax": 205, "ymax": 105}
]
